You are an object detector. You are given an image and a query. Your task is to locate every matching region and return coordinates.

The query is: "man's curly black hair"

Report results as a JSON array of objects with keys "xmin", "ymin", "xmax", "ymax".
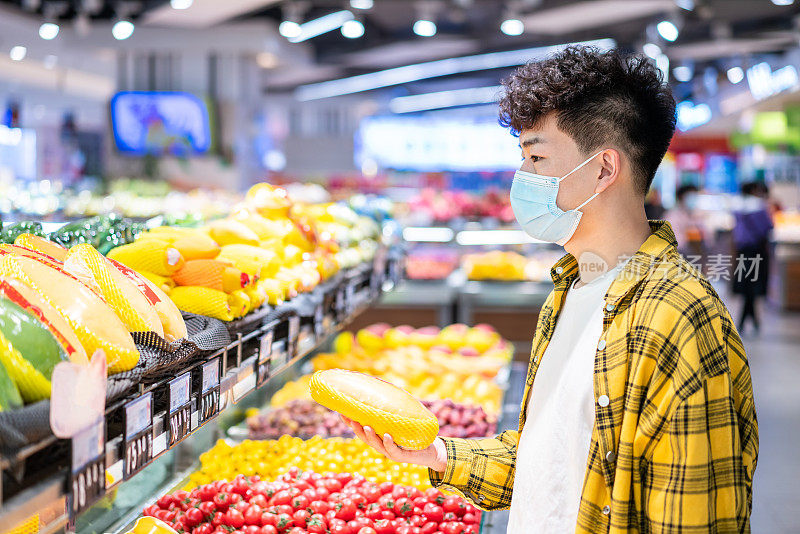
[{"xmin": 499, "ymin": 46, "xmax": 676, "ymax": 195}]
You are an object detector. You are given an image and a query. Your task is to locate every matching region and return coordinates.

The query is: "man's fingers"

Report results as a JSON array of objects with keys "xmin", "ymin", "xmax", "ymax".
[{"xmin": 363, "ymin": 426, "xmax": 390, "ymax": 457}]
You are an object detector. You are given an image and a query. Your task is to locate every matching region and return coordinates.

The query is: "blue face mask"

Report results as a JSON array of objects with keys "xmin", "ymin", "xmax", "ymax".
[{"xmin": 510, "ymin": 150, "xmax": 605, "ymax": 246}]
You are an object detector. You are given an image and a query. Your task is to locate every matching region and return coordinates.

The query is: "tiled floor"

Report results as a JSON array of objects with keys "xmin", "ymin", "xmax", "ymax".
[
  {"xmin": 483, "ymin": 294, "xmax": 800, "ymax": 533},
  {"xmin": 742, "ymin": 300, "xmax": 800, "ymax": 533}
]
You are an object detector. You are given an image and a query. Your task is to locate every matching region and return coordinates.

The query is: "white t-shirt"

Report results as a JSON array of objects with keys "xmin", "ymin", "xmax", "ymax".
[{"xmin": 506, "ymin": 265, "xmax": 622, "ymax": 533}]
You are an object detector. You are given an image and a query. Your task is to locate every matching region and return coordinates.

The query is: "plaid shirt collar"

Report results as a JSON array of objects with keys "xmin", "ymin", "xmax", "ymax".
[{"xmin": 549, "ymin": 220, "xmax": 678, "ymax": 305}]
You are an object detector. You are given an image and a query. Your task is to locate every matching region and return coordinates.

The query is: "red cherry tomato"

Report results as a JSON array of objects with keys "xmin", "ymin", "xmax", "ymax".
[
  {"xmin": 275, "ymin": 513, "xmax": 294, "ymax": 531},
  {"xmin": 393, "ymin": 498, "xmax": 413, "ymax": 518},
  {"xmin": 419, "ymin": 521, "xmax": 438, "ymax": 534},
  {"xmin": 260, "ymin": 512, "xmax": 277, "ymax": 528},
  {"xmin": 292, "ymin": 509, "xmax": 310, "ymax": 527},
  {"xmin": 358, "ymin": 528, "xmax": 378, "ymax": 534},
  {"xmin": 291, "ymin": 495, "xmax": 309, "ymax": 511},
  {"xmin": 249, "ymin": 494, "xmax": 268, "ymax": 509},
  {"xmin": 211, "ymin": 511, "xmax": 225, "ymax": 527},
  {"xmin": 193, "ymin": 524, "xmax": 214, "ymax": 534},
  {"xmin": 184, "ymin": 507, "xmax": 204, "ymax": 528},
  {"xmin": 442, "ymin": 496, "xmax": 466, "ymax": 517},
  {"xmin": 422, "ymin": 503, "xmax": 443, "ymax": 523},
  {"xmin": 373, "ymin": 519, "xmax": 393, "ymax": 534},
  {"xmin": 224, "ymin": 509, "xmax": 245, "ymax": 529},
  {"xmin": 243, "ymin": 505, "xmax": 263, "ymax": 526},
  {"xmin": 243, "ymin": 526, "xmax": 260, "ymax": 534},
  {"xmin": 270, "ymin": 490, "xmax": 292, "ymax": 507},
  {"xmin": 276, "ymin": 504, "xmax": 294, "ymax": 516},
  {"xmin": 310, "ymin": 500, "xmax": 330, "ymax": 516},
  {"xmin": 336, "ymin": 498, "xmax": 358, "ymax": 521},
  {"xmin": 157, "ymin": 495, "xmax": 175, "ymax": 509},
  {"xmin": 424, "ymin": 488, "xmax": 444, "ymax": 506},
  {"xmin": 143, "ymin": 505, "xmax": 159, "ymax": 517},
  {"xmin": 259, "ymin": 527, "xmax": 278, "ymax": 534}
]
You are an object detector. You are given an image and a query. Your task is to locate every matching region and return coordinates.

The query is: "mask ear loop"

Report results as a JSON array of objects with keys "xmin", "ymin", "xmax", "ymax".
[
  {"xmin": 574, "ymin": 191, "xmax": 600, "ymax": 212},
  {"xmin": 557, "ymin": 150, "xmax": 606, "ymax": 183}
]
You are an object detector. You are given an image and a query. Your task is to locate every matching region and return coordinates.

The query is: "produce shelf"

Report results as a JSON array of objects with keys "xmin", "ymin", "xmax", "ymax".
[{"xmin": 0, "ymin": 250, "xmax": 402, "ymax": 534}]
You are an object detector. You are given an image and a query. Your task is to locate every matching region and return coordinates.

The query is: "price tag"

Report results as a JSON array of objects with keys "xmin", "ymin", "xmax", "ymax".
[
  {"xmin": 346, "ymin": 282, "xmax": 357, "ymax": 314},
  {"xmin": 70, "ymin": 417, "xmax": 105, "ymax": 517},
  {"xmin": 123, "ymin": 392, "xmax": 153, "ymax": 479},
  {"xmin": 288, "ymin": 315, "xmax": 300, "ymax": 358},
  {"xmin": 168, "ymin": 373, "xmax": 191, "ymax": 447},
  {"xmin": 314, "ymin": 304, "xmax": 325, "ymax": 339},
  {"xmin": 199, "ymin": 357, "xmax": 220, "ymax": 425},
  {"xmin": 336, "ymin": 287, "xmax": 346, "ymax": 317},
  {"xmin": 255, "ymin": 329, "xmax": 273, "ymax": 388}
]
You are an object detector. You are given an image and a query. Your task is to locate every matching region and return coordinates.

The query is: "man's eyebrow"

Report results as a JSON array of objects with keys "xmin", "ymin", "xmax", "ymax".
[{"xmin": 519, "ymin": 136, "xmax": 545, "ymax": 148}]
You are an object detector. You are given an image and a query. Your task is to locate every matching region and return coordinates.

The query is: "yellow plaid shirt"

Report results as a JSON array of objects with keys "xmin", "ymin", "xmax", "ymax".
[{"xmin": 430, "ymin": 221, "xmax": 758, "ymax": 533}]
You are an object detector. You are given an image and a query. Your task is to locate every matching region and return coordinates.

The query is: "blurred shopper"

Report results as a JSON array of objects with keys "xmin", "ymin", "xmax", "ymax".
[
  {"xmin": 664, "ymin": 184, "xmax": 706, "ymax": 258},
  {"xmin": 343, "ymin": 46, "xmax": 757, "ymax": 533},
  {"xmin": 732, "ymin": 181, "xmax": 773, "ymax": 334},
  {"xmin": 643, "ymin": 188, "xmax": 665, "ymax": 220}
]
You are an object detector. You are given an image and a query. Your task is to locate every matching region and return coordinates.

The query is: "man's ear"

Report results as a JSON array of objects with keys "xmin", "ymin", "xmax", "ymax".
[{"xmin": 594, "ymin": 149, "xmax": 620, "ymax": 194}]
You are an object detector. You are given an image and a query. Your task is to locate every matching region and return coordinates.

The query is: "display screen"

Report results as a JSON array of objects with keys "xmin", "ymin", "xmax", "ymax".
[
  {"xmin": 356, "ymin": 116, "xmax": 519, "ymax": 172},
  {"xmin": 110, "ymin": 92, "xmax": 211, "ymax": 156}
]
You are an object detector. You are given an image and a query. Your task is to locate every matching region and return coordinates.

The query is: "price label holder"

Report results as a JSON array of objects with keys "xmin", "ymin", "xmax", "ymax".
[
  {"xmin": 346, "ymin": 281, "xmax": 357, "ymax": 315},
  {"xmin": 335, "ymin": 286, "xmax": 346, "ymax": 320},
  {"xmin": 197, "ymin": 357, "xmax": 220, "ymax": 426},
  {"xmin": 69, "ymin": 417, "xmax": 105, "ymax": 518},
  {"xmin": 123, "ymin": 392, "xmax": 153, "ymax": 479},
  {"xmin": 314, "ymin": 303, "xmax": 325, "ymax": 340},
  {"xmin": 255, "ymin": 328, "xmax": 274, "ymax": 388},
  {"xmin": 167, "ymin": 372, "xmax": 191, "ymax": 447},
  {"xmin": 288, "ymin": 315, "xmax": 300, "ymax": 359}
]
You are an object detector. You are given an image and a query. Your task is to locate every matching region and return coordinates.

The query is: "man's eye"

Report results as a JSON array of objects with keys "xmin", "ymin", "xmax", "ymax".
[{"xmin": 530, "ymin": 155, "xmax": 542, "ymax": 163}]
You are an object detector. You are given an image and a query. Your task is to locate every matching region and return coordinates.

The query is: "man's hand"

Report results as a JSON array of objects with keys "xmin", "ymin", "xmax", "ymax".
[{"xmin": 340, "ymin": 415, "xmax": 447, "ymax": 473}]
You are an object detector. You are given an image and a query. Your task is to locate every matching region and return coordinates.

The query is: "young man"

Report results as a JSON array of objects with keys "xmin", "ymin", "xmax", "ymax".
[{"xmin": 343, "ymin": 47, "xmax": 758, "ymax": 533}]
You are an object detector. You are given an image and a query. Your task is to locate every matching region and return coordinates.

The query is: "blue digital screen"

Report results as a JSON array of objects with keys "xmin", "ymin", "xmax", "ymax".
[{"xmin": 110, "ymin": 92, "xmax": 211, "ymax": 156}]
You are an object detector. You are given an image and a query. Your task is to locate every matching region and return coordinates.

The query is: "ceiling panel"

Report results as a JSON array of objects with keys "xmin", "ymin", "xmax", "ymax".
[{"xmin": 143, "ymin": 0, "xmax": 280, "ymax": 28}]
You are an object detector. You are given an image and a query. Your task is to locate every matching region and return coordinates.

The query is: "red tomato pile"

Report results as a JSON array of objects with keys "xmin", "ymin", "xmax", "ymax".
[{"xmin": 143, "ymin": 469, "xmax": 481, "ymax": 534}]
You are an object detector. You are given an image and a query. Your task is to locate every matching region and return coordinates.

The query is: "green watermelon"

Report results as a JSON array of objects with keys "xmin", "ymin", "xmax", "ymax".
[
  {"xmin": 0, "ymin": 298, "xmax": 69, "ymax": 402},
  {"xmin": 0, "ymin": 355, "xmax": 22, "ymax": 411}
]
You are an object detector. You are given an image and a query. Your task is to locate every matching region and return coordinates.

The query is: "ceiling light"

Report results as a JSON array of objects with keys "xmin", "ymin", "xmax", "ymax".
[
  {"xmin": 500, "ymin": 18, "xmax": 524, "ymax": 36},
  {"xmin": 39, "ymin": 22, "xmax": 59, "ymax": 40},
  {"xmin": 350, "ymin": 0, "xmax": 373, "ymax": 9},
  {"xmin": 341, "ymin": 19, "xmax": 365, "ymax": 38},
  {"xmin": 9, "ymin": 46, "xmax": 27, "ymax": 61},
  {"xmin": 170, "ymin": 0, "xmax": 193, "ymax": 9},
  {"xmin": 674, "ymin": 0, "xmax": 694, "ymax": 9},
  {"xmin": 673, "ymin": 65, "xmax": 692, "ymax": 82},
  {"xmin": 288, "ymin": 10, "xmax": 355, "ymax": 43},
  {"xmin": 655, "ymin": 53, "xmax": 669, "ymax": 80},
  {"xmin": 390, "ymin": 85, "xmax": 502, "ymax": 113},
  {"xmin": 727, "ymin": 66, "xmax": 744, "ymax": 84},
  {"xmin": 43, "ymin": 54, "xmax": 58, "ymax": 69},
  {"xmin": 771, "ymin": 0, "xmax": 794, "ymax": 5},
  {"xmin": 656, "ymin": 20, "xmax": 679, "ymax": 41},
  {"xmin": 112, "ymin": 20, "xmax": 134, "ymax": 40},
  {"xmin": 413, "ymin": 19, "xmax": 437, "ymax": 37},
  {"xmin": 296, "ymin": 38, "xmax": 615, "ymax": 100},
  {"xmin": 642, "ymin": 42, "xmax": 661, "ymax": 59},
  {"xmin": 279, "ymin": 20, "xmax": 302, "ymax": 39}
]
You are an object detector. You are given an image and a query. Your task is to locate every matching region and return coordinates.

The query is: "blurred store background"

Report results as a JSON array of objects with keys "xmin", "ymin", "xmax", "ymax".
[{"xmin": 1, "ymin": 0, "xmax": 800, "ymax": 532}]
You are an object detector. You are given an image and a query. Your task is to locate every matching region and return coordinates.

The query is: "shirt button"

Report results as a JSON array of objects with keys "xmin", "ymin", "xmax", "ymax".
[
  {"xmin": 606, "ymin": 303, "xmax": 615, "ymax": 312},
  {"xmin": 597, "ymin": 339, "xmax": 606, "ymax": 350},
  {"xmin": 598, "ymin": 394, "xmax": 610, "ymax": 407},
  {"xmin": 602, "ymin": 505, "xmax": 611, "ymax": 515},
  {"xmin": 555, "ymin": 266, "xmax": 563, "ymax": 274},
  {"xmin": 605, "ymin": 450, "xmax": 616, "ymax": 462}
]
